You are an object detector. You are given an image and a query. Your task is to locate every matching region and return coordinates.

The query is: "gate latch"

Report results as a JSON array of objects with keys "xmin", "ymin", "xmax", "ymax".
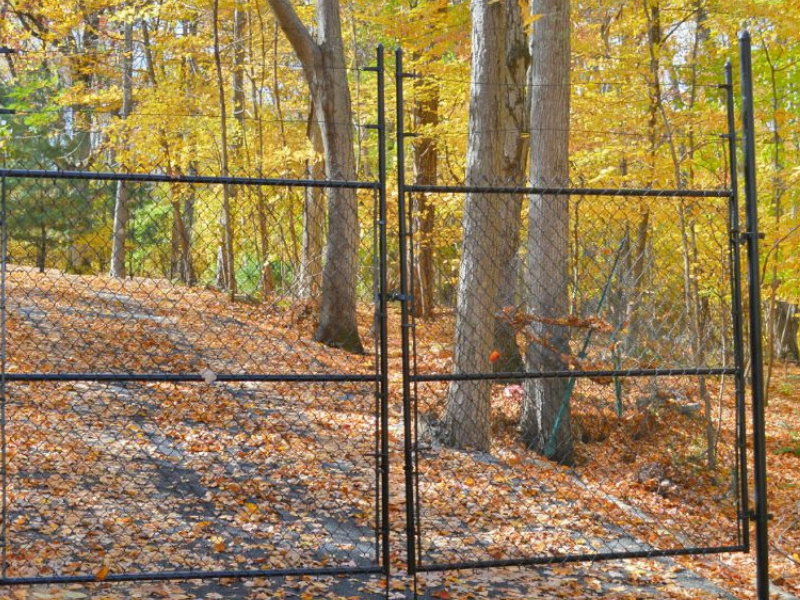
[
  {"xmin": 739, "ymin": 231, "xmax": 765, "ymax": 244},
  {"xmin": 747, "ymin": 510, "xmax": 774, "ymax": 522}
]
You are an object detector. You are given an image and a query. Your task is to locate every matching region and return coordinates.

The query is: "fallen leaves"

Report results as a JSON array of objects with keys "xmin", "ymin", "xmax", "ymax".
[{"xmin": 2, "ymin": 267, "xmax": 798, "ymax": 599}]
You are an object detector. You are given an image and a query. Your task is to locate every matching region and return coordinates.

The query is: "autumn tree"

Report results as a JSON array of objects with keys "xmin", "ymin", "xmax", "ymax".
[
  {"xmin": 520, "ymin": 0, "xmax": 574, "ymax": 464},
  {"xmin": 445, "ymin": 0, "xmax": 526, "ymax": 450},
  {"xmin": 267, "ymin": 0, "xmax": 363, "ymax": 353},
  {"xmin": 492, "ymin": 0, "xmax": 528, "ymax": 374}
]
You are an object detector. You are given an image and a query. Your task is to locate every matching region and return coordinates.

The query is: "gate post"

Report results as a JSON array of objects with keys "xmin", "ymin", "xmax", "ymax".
[
  {"xmin": 0, "ymin": 169, "xmax": 6, "ymax": 580},
  {"xmin": 377, "ymin": 44, "xmax": 391, "ymax": 575},
  {"xmin": 394, "ymin": 47, "xmax": 419, "ymax": 576},
  {"xmin": 723, "ymin": 60, "xmax": 750, "ymax": 551},
  {"xmin": 367, "ymin": 43, "xmax": 391, "ymax": 575},
  {"xmin": 739, "ymin": 29, "xmax": 770, "ymax": 600}
]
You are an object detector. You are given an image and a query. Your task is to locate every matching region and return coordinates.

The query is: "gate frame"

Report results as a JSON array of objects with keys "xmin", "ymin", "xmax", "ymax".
[
  {"xmin": 395, "ymin": 32, "xmax": 770, "ymax": 599},
  {"xmin": 0, "ymin": 46, "xmax": 391, "ymax": 586}
]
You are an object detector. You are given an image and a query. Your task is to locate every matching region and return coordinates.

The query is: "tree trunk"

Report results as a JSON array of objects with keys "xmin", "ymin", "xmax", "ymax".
[
  {"xmin": 268, "ymin": 0, "xmax": 362, "ymax": 353},
  {"xmin": 626, "ymin": 0, "xmax": 660, "ymax": 351},
  {"xmin": 521, "ymin": 0, "xmax": 573, "ymax": 465},
  {"xmin": 773, "ymin": 301, "xmax": 800, "ymax": 361},
  {"xmin": 170, "ymin": 176, "xmax": 195, "ymax": 286},
  {"xmin": 212, "ymin": 0, "xmax": 237, "ymax": 299},
  {"xmin": 298, "ymin": 118, "xmax": 326, "ymax": 299},
  {"xmin": 37, "ymin": 221, "xmax": 46, "ymax": 273},
  {"xmin": 492, "ymin": 0, "xmax": 528, "ymax": 374},
  {"xmin": 444, "ymin": 0, "xmax": 509, "ymax": 451},
  {"xmin": 109, "ymin": 21, "xmax": 133, "ymax": 278},
  {"xmin": 411, "ymin": 81, "xmax": 438, "ymax": 319}
]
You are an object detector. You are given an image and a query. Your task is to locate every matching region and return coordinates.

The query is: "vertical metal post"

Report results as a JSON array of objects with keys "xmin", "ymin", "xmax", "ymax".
[
  {"xmin": 0, "ymin": 169, "xmax": 7, "ymax": 579},
  {"xmin": 395, "ymin": 47, "xmax": 417, "ymax": 575},
  {"xmin": 739, "ymin": 30, "xmax": 770, "ymax": 600},
  {"xmin": 375, "ymin": 44, "xmax": 391, "ymax": 576},
  {"xmin": 723, "ymin": 60, "xmax": 750, "ymax": 550}
]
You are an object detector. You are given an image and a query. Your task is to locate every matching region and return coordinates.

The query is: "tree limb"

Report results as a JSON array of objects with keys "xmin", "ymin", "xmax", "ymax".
[{"xmin": 266, "ymin": 0, "xmax": 319, "ymax": 79}]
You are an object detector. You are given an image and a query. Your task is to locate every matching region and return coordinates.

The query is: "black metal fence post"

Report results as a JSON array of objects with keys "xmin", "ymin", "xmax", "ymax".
[
  {"xmin": 739, "ymin": 29, "xmax": 770, "ymax": 600},
  {"xmin": 723, "ymin": 59, "xmax": 750, "ymax": 551},
  {"xmin": 0, "ymin": 169, "xmax": 7, "ymax": 580},
  {"xmin": 395, "ymin": 47, "xmax": 418, "ymax": 576},
  {"xmin": 375, "ymin": 44, "xmax": 391, "ymax": 575}
]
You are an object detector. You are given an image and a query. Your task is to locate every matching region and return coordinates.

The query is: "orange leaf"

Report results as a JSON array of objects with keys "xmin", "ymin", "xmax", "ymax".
[
  {"xmin": 489, "ymin": 350, "xmax": 501, "ymax": 363},
  {"xmin": 95, "ymin": 565, "xmax": 109, "ymax": 581}
]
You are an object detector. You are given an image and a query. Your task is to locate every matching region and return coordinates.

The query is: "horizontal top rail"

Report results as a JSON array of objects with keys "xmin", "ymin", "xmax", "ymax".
[
  {"xmin": 406, "ymin": 183, "xmax": 732, "ymax": 198},
  {"xmin": 4, "ymin": 372, "xmax": 380, "ymax": 383},
  {"xmin": 0, "ymin": 169, "xmax": 381, "ymax": 190},
  {"xmin": 412, "ymin": 367, "xmax": 737, "ymax": 382}
]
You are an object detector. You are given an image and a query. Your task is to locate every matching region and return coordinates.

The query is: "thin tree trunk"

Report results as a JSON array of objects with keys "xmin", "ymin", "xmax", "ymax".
[
  {"xmin": 37, "ymin": 221, "xmax": 46, "ymax": 273},
  {"xmin": 521, "ymin": 0, "xmax": 573, "ymax": 465},
  {"xmin": 762, "ymin": 44, "xmax": 796, "ymax": 400},
  {"xmin": 626, "ymin": 0, "xmax": 661, "ymax": 351},
  {"xmin": 212, "ymin": 0, "xmax": 237, "ymax": 299},
  {"xmin": 110, "ymin": 21, "xmax": 133, "ymax": 278},
  {"xmin": 141, "ymin": 21, "xmax": 158, "ymax": 86}
]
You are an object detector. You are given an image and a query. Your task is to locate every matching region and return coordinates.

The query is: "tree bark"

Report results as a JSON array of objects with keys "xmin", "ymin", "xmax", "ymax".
[
  {"xmin": 170, "ymin": 167, "xmax": 196, "ymax": 286},
  {"xmin": 268, "ymin": 0, "xmax": 362, "ymax": 353},
  {"xmin": 411, "ymin": 79, "xmax": 438, "ymax": 319},
  {"xmin": 773, "ymin": 301, "xmax": 800, "ymax": 361},
  {"xmin": 212, "ymin": 0, "xmax": 237, "ymax": 299},
  {"xmin": 109, "ymin": 21, "xmax": 133, "ymax": 278},
  {"xmin": 492, "ymin": 0, "xmax": 528, "ymax": 374},
  {"xmin": 521, "ymin": 0, "xmax": 573, "ymax": 465},
  {"xmin": 444, "ymin": 0, "xmax": 509, "ymax": 451},
  {"xmin": 298, "ymin": 115, "xmax": 326, "ymax": 300},
  {"xmin": 626, "ymin": 0, "xmax": 660, "ymax": 350}
]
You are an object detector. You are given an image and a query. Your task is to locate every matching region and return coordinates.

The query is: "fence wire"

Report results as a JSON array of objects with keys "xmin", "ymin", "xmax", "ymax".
[{"xmin": 395, "ymin": 49, "xmax": 749, "ymax": 578}]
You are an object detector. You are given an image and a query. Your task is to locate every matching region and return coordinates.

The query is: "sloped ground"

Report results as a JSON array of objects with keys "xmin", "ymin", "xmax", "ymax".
[{"xmin": 0, "ymin": 266, "xmax": 796, "ymax": 599}]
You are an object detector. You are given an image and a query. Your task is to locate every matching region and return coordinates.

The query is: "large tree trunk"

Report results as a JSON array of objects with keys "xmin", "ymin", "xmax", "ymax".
[
  {"xmin": 492, "ymin": 0, "xmax": 528, "ymax": 374},
  {"xmin": 109, "ymin": 21, "xmax": 133, "ymax": 278},
  {"xmin": 268, "ymin": 0, "xmax": 362, "ymax": 353},
  {"xmin": 444, "ymin": 0, "xmax": 509, "ymax": 451},
  {"xmin": 521, "ymin": 0, "xmax": 573, "ymax": 465}
]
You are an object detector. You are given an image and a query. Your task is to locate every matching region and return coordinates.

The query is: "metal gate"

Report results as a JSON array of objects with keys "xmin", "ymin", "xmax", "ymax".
[
  {"xmin": 0, "ymin": 47, "xmax": 389, "ymax": 586},
  {"xmin": 394, "ymin": 33, "xmax": 769, "ymax": 597},
  {"xmin": 0, "ymin": 35, "xmax": 772, "ymax": 598}
]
